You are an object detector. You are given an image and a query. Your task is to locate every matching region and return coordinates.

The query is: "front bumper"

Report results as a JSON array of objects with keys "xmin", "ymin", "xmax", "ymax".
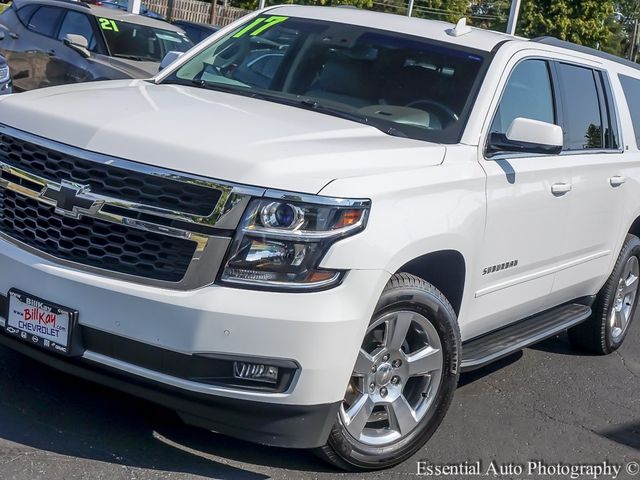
[
  {"xmin": 0, "ymin": 236, "xmax": 389, "ymax": 447},
  {"xmin": 0, "ymin": 330, "xmax": 340, "ymax": 448}
]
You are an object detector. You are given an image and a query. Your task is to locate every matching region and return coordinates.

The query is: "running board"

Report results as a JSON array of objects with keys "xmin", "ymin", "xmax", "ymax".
[{"xmin": 460, "ymin": 304, "xmax": 592, "ymax": 372}]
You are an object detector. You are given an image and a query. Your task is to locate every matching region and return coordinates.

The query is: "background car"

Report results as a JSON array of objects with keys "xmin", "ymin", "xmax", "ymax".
[
  {"xmin": 0, "ymin": 0, "xmax": 193, "ymax": 91},
  {"xmin": 171, "ymin": 20, "xmax": 217, "ymax": 44},
  {"xmin": 100, "ymin": 0, "xmax": 164, "ymax": 20},
  {"xmin": 0, "ymin": 54, "xmax": 12, "ymax": 93}
]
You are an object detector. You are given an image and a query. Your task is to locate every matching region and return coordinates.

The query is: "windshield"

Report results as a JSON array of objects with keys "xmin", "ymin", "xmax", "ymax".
[
  {"xmin": 99, "ymin": 18, "xmax": 193, "ymax": 62},
  {"xmin": 162, "ymin": 15, "xmax": 486, "ymax": 143}
]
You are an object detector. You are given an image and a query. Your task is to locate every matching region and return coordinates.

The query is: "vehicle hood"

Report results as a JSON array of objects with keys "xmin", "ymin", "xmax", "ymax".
[{"xmin": 0, "ymin": 80, "xmax": 446, "ymax": 193}]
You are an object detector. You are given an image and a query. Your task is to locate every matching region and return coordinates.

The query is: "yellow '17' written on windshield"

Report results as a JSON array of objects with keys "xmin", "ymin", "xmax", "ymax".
[{"xmin": 232, "ymin": 16, "xmax": 288, "ymax": 38}]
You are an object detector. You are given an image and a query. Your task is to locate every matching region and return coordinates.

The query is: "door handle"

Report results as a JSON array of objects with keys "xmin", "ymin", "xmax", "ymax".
[
  {"xmin": 609, "ymin": 176, "xmax": 626, "ymax": 187},
  {"xmin": 9, "ymin": 32, "xmax": 18, "ymax": 40},
  {"xmin": 551, "ymin": 183, "xmax": 572, "ymax": 195},
  {"xmin": 46, "ymin": 50, "xmax": 56, "ymax": 57}
]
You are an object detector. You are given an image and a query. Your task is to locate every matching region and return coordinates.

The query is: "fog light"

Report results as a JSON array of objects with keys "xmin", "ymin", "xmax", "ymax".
[{"xmin": 233, "ymin": 361, "xmax": 279, "ymax": 384}]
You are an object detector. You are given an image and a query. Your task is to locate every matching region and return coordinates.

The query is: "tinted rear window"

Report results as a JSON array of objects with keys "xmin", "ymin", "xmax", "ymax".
[
  {"xmin": 556, "ymin": 63, "xmax": 603, "ymax": 150},
  {"xmin": 28, "ymin": 6, "xmax": 64, "ymax": 38},
  {"xmin": 620, "ymin": 74, "xmax": 640, "ymax": 148},
  {"xmin": 16, "ymin": 5, "xmax": 37, "ymax": 25}
]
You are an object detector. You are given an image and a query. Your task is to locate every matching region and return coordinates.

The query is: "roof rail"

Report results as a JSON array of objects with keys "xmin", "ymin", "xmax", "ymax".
[{"xmin": 532, "ymin": 36, "xmax": 640, "ymax": 72}]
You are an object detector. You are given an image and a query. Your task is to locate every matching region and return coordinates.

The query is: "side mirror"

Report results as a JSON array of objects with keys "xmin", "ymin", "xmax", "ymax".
[
  {"xmin": 63, "ymin": 34, "xmax": 90, "ymax": 58},
  {"xmin": 159, "ymin": 51, "xmax": 183, "ymax": 71},
  {"xmin": 487, "ymin": 117, "xmax": 563, "ymax": 157}
]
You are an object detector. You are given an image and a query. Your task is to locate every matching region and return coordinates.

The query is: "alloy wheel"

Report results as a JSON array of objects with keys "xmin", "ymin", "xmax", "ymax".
[
  {"xmin": 339, "ymin": 311, "xmax": 443, "ymax": 446},
  {"xmin": 610, "ymin": 255, "xmax": 639, "ymax": 341}
]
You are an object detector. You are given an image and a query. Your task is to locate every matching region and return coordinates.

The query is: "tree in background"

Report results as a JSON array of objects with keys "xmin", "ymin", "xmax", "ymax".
[
  {"xmin": 518, "ymin": 0, "xmax": 616, "ymax": 48},
  {"xmin": 408, "ymin": 0, "xmax": 468, "ymax": 22},
  {"xmin": 611, "ymin": 0, "xmax": 640, "ymax": 59},
  {"xmin": 222, "ymin": 0, "xmax": 640, "ymax": 60},
  {"xmin": 469, "ymin": 0, "xmax": 511, "ymax": 30}
]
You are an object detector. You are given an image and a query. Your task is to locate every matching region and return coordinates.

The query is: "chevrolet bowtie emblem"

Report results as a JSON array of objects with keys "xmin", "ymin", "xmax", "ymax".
[{"xmin": 40, "ymin": 180, "xmax": 102, "ymax": 219}]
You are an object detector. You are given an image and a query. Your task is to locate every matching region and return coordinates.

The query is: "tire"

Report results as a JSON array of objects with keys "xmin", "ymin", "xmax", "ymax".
[
  {"xmin": 317, "ymin": 273, "xmax": 461, "ymax": 471},
  {"xmin": 568, "ymin": 234, "xmax": 640, "ymax": 355}
]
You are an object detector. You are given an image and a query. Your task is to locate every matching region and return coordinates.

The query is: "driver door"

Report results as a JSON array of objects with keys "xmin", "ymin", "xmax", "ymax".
[{"xmin": 466, "ymin": 56, "xmax": 574, "ymax": 337}]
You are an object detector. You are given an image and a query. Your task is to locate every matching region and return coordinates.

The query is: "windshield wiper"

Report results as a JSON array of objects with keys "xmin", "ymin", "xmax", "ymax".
[
  {"xmin": 113, "ymin": 54, "xmax": 154, "ymax": 62},
  {"xmin": 172, "ymin": 79, "xmax": 409, "ymax": 138},
  {"xmin": 298, "ymin": 99, "xmax": 408, "ymax": 138},
  {"xmin": 298, "ymin": 98, "xmax": 367, "ymax": 123}
]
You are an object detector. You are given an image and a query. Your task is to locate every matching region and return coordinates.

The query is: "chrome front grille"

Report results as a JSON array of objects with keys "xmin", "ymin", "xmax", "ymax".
[
  {"xmin": 0, "ymin": 133, "xmax": 222, "ymax": 216},
  {"xmin": 0, "ymin": 189, "xmax": 196, "ymax": 282},
  {"xmin": 0, "ymin": 124, "xmax": 265, "ymax": 289}
]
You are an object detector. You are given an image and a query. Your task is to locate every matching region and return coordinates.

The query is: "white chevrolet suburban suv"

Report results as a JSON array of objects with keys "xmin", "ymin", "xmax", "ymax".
[{"xmin": 0, "ymin": 5, "xmax": 638, "ymax": 471}]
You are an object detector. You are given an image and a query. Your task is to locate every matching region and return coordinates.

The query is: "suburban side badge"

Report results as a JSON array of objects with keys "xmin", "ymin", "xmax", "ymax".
[{"xmin": 482, "ymin": 260, "xmax": 518, "ymax": 275}]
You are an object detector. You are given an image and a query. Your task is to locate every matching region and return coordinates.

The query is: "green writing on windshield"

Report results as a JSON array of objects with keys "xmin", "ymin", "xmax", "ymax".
[
  {"xmin": 98, "ymin": 18, "xmax": 120, "ymax": 32},
  {"xmin": 232, "ymin": 16, "xmax": 288, "ymax": 38}
]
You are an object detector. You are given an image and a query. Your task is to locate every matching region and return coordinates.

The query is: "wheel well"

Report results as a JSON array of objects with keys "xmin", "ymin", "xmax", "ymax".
[
  {"xmin": 629, "ymin": 216, "xmax": 640, "ymax": 240},
  {"xmin": 397, "ymin": 250, "xmax": 466, "ymax": 316}
]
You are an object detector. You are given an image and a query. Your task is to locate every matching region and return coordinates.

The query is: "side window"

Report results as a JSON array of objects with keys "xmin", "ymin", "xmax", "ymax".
[
  {"xmin": 619, "ymin": 74, "xmax": 640, "ymax": 148},
  {"xmin": 490, "ymin": 59, "xmax": 555, "ymax": 136},
  {"xmin": 556, "ymin": 63, "xmax": 603, "ymax": 150},
  {"xmin": 58, "ymin": 11, "xmax": 96, "ymax": 51},
  {"xmin": 27, "ymin": 6, "xmax": 64, "ymax": 38},
  {"xmin": 16, "ymin": 5, "xmax": 37, "ymax": 25},
  {"xmin": 599, "ymin": 72, "xmax": 620, "ymax": 150}
]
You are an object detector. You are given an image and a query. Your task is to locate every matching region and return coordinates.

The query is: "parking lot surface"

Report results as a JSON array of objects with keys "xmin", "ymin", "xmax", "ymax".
[{"xmin": 0, "ymin": 318, "xmax": 638, "ymax": 480}]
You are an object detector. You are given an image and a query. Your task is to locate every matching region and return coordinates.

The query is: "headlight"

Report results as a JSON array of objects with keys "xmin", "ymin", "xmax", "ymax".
[
  {"xmin": 219, "ymin": 193, "xmax": 370, "ymax": 291},
  {"xmin": 0, "ymin": 65, "xmax": 9, "ymax": 84}
]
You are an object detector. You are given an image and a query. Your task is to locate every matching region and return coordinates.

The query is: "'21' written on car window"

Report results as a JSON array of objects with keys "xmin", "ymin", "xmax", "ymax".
[{"xmin": 98, "ymin": 18, "xmax": 120, "ymax": 32}]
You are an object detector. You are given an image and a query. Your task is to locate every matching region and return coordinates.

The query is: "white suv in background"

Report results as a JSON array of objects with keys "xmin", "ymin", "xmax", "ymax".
[{"xmin": 0, "ymin": 5, "xmax": 639, "ymax": 471}]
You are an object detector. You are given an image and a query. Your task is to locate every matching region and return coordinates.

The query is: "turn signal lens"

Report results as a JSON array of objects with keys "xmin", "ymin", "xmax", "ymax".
[{"xmin": 333, "ymin": 209, "xmax": 364, "ymax": 229}]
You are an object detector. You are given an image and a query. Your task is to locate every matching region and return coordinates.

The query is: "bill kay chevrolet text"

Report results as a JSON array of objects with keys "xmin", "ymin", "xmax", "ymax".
[{"xmin": 0, "ymin": 6, "xmax": 638, "ymax": 471}]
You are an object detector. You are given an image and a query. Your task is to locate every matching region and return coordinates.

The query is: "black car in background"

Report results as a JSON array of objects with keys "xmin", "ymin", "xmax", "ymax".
[
  {"xmin": 0, "ymin": 54, "xmax": 11, "ymax": 93},
  {"xmin": 0, "ymin": 0, "xmax": 193, "ymax": 91},
  {"xmin": 171, "ymin": 20, "xmax": 217, "ymax": 44}
]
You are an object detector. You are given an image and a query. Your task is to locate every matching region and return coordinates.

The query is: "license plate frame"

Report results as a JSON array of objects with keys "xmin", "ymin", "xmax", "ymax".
[{"xmin": 4, "ymin": 289, "xmax": 81, "ymax": 356}]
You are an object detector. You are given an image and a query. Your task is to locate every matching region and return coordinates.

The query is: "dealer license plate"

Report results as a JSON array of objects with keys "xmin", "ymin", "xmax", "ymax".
[{"xmin": 5, "ymin": 290, "xmax": 75, "ymax": 355}]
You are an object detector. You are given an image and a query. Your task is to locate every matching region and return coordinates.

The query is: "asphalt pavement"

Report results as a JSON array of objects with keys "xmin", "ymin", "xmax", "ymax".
[{"xmin": 0, "ymin": 316, "xmax": 638, "ymax": 480}]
